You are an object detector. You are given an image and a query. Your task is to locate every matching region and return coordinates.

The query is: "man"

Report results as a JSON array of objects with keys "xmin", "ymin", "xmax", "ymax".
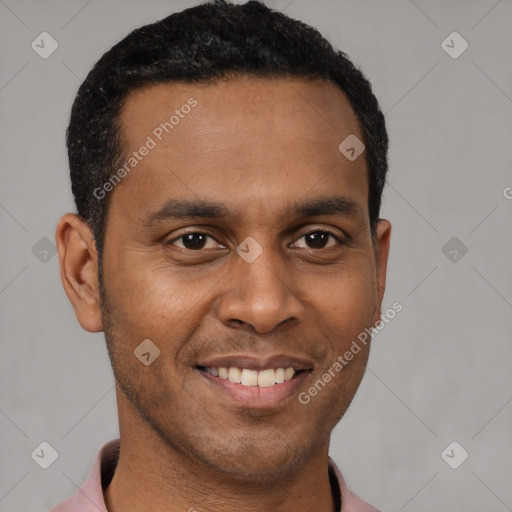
[{"xmin": 52, "ymin": 1, "xmax": 391, "ymax": 510}]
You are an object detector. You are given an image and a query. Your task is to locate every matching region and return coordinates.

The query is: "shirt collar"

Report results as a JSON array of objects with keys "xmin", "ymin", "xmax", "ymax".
[{"xmin": 49, "ymin": 439, "xmax": 379, "ymax": 512}]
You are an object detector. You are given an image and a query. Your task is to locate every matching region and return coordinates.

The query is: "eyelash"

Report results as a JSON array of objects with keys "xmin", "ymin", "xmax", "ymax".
[{"xmin": 167, "ymin": 228, "xmax": 346, "ymax": 251}]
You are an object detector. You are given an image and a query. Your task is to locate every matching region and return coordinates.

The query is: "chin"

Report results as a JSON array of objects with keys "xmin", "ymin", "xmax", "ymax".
[{"xmin": 185, "ymin": 432, "xmax": 315, "ymax": 479}]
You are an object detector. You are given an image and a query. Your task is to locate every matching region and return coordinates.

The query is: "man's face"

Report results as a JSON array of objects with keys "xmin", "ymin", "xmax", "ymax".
[{"xmin": 99, "ymin": 76, "xmax": 390, "ymax": 476}]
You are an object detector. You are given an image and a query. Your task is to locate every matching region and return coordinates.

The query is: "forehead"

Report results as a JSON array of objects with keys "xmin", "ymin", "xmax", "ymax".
[
  {"xmin": 120, "ymin": 75, "xmax": 362, "ymax": 144},
  {"xmin": 112, "ymin": 75, "xmax": 368, "ymax": 225}
]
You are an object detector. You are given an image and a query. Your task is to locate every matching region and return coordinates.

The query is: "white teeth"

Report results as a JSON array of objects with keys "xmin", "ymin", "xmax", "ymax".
[
  {"xmin": 258, "ymin": 369, "xmax": 276, "ymax": 387},
  {"xmin": 284, "ymin": 367, "xmax": 295, "ymax": 380},
  {"xmin": 204, "ymin": 366, "xmax": 297, "ymax": 387},
  {"xmin": 241, "ymin": 369, "xmax": 258, "ymax": 386},
  {"xmin": 228, "ymin": 367, "xmax": 242, "ymax": 384}
]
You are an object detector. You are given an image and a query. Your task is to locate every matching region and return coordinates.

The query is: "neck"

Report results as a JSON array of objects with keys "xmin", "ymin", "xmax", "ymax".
[{"xmin": 104, "ymin": 386, "xmax": 337, "ymax": 512}]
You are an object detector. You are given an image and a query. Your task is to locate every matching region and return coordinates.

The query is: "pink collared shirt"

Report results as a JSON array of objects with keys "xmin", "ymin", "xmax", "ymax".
[{"xmin": 49, "ymin": 439, "xmax": 380, "ymax": 512}]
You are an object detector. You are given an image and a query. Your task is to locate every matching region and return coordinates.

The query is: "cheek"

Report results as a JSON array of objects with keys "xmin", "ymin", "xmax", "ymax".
[
  {"xmin": 101, "ymin": 248, "xmax": 214, "ymax": 352},
  {"xmin": 103, "ymin": 240, "xmax": 160, "ymax": 311},
  {"xmin": 305, "ymin": 257, "xmax": 377, "ymax": 338}
]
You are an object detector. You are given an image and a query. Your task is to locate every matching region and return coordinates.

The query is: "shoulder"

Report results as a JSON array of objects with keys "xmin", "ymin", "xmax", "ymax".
[
  {"xmin": 47, "ymin": 439, "xmax": 120, "ymax": 512},
  {"xmin": 328, "ymin": 456, "xmax": 381, "ymax": 512}
]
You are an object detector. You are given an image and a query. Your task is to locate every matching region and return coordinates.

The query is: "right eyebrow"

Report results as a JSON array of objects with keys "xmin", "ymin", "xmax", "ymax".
[{"xmin": 139, "ymin": 199, "xmax": 230, "ymax": 228}]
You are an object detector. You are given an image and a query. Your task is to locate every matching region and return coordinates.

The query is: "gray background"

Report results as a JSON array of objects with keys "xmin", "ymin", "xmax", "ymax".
[{"xmin": 1, "ymin": 0, "xmax": 511, "ymax": 510}]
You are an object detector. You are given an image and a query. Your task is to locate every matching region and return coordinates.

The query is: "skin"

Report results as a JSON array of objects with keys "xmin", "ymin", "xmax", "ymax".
[{"xmin": 56, "ymin": 75, "xmax": 391, "ymax": 512}]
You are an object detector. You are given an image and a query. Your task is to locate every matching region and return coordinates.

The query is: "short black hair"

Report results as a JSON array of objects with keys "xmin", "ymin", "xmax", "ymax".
[{"xmin": 67, "ymin": 0, "xmax": 388, "ymax": 266}]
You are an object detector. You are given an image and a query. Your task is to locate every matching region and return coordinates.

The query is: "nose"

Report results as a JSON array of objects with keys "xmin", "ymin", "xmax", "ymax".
[{"xmin": 217, "ymin": 250, "xmax": 304, "ymax": 334}]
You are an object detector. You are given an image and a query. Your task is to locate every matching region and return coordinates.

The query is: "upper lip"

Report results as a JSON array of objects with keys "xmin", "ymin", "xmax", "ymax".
[{"xmin": 196, "ymin": 354, "xmax": 314, "ymax": 371}]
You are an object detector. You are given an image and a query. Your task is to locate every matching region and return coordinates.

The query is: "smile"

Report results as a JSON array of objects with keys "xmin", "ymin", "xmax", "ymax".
[
  {"xmin": 196, "ymin": 365, "xmax": 313, "ymax": 408},
  {"xmin": 198, "ymin": 366, "xmax": 300, "ymax": 387}
]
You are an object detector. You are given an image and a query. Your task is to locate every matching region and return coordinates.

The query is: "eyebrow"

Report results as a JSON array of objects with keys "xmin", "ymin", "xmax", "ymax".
[{"xmin": 140, "ymin": 196, "xmax": 365, "ymax": 227}]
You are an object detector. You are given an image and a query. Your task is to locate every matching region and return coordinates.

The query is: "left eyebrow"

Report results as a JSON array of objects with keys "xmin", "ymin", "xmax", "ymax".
[
  {"xmin": 139, "ymin": 195, "xmax": 366, "ymax": 228},
  {"xmin": 289, "ymin": 196, "xmax": 364, "ymax": 222}
]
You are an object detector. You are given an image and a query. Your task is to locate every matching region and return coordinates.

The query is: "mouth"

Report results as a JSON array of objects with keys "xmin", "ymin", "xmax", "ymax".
[
  {"xmin": 194, "ymin": 354, "xmax": 314, "ymax": 408},
  {"xmin": 196, "ymin": 365, "xmax": 310, "ymax": 387}
]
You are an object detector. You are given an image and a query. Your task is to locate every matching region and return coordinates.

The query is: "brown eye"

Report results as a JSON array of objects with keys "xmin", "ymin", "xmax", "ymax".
[
  {"xmin": 168, "ymin": 233, "xmax": 222, "ymax": 251},
  {"xmin": 292, "ymin": 230, "xmax": 344, "ymax": 250}
]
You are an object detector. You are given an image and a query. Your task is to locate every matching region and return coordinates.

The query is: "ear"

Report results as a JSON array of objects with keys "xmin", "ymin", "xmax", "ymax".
[
  {"xmin": 55, "ymin": 213, "xmax": 103, "ymax": 333},
  {"xmin": 372, "ymin": 219, "xmax": 392, "ymax": 326}
]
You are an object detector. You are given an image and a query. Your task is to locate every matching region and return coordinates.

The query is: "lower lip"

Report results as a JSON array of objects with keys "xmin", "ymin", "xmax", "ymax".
[{"xmin": 197, "ymin": 368, "xmax": 312, "ymax": 408}]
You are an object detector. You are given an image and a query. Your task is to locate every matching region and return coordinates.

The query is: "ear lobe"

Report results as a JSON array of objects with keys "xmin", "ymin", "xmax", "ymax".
[
  {"xmin": 55, "ymin": 213, "xmax": 103, "ymax": 333},
  {"xmin": 372, "ymin": 219, "xmax": 392, "ymax": 326}
]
